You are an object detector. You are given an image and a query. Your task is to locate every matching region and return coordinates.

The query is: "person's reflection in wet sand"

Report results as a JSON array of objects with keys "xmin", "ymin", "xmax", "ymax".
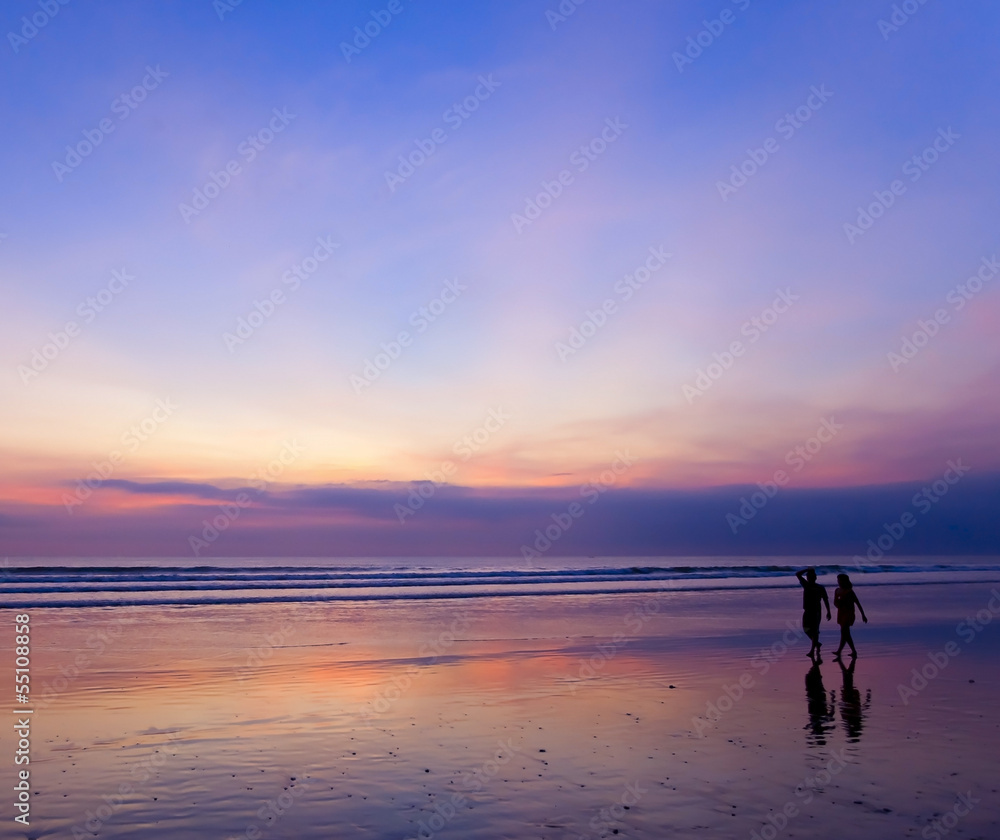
[
  {"xmin": 834, "ymin": 656, "xmax": 871, "ymax": 743},
  {"xmin": 804, "ymin": 656, "xmax": 835, "ymax": 747}
]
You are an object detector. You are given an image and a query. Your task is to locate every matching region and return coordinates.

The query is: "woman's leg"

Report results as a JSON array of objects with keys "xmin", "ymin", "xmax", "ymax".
[
  {"xmin": 845, "ymin": 627, "xmax": 857, "ymax": 656},
  {"xmin": 835, "ymin": 625, "xmax": 847, "ymax": 656}
]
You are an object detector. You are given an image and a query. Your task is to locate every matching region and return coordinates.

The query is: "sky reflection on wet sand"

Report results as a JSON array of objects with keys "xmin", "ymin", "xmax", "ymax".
[{"xmin": 2, "ymin": 583, "xmax": 998, "ymax": 838}]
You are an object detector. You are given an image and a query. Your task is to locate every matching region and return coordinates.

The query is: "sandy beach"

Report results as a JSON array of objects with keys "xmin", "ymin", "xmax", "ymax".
[
  {"xmin": 5, "ymin": 0, "xmax": 999, "ymax": 835},
  {"xmin": 1, "ymin": 579, "xmax": 997, "ymax": 838}
]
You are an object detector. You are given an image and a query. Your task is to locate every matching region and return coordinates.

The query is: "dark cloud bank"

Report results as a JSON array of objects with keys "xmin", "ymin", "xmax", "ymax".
[{"xmin": 3, "ymin": 472, "xmax": 998, "ymax": 558}]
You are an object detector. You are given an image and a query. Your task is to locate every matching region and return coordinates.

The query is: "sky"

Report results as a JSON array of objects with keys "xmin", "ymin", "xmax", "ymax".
[{"xmin": 1, "ymin": 0, "xmax": 999, "ymax": 557}]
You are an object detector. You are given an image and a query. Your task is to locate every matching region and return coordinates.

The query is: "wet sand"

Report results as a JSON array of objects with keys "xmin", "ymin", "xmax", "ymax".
[{"xmin": 2, "ymin": 582, "xmax": 998, "ymax": 838}]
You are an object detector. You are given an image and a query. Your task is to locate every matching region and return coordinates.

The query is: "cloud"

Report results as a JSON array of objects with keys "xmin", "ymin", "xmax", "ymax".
[
  {"xmin": 95, "ymin": 479, "xmax": 240, "ymax": 499},
  {"xmin": 3, "ymin": 473, "xmax": 998, "ymax": 557}
]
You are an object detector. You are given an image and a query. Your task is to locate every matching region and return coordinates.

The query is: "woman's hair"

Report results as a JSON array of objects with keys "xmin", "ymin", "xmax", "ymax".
[{"xmin": 837, "ymin": 573, "xmax": 852, "ymax": 588}]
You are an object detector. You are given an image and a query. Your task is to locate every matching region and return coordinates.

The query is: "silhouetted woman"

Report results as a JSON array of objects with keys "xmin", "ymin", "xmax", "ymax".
[
  {"xmin": 835, "ymin": 656, "xmax": 871, "ymax": 742},
  {"xmin": 833, "ymin": 573, "xmax": 867, "ymax": 658}
]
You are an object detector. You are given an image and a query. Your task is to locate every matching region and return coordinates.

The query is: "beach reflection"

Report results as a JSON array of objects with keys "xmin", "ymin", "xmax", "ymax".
[
  {"xmin": 803, "ymin": 657, "xmax": 871, "ymax": 747},
  {"xmin": 834, "ymin": 657, "xmax": 871, "ymax": 743},
  {"xmin": 804, "ymin": 659, "xmax": 835, "ymax": 747},
  {"xmin": 6, "ymin": 584, "xmax": 1000, "ymax": 839},
  {"xmin": 12, "ymin": 598, "xmax": 703, "ymax": 839}
]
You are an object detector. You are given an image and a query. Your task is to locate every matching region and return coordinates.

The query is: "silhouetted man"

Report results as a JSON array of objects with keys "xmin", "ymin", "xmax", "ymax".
[
  {"xmin": 804, "ymin": 658, "xmax": 834, "ymax": 747},
  {"xmin": 796, "ymin": 567, "xmax": 831, "ymax": 658}
]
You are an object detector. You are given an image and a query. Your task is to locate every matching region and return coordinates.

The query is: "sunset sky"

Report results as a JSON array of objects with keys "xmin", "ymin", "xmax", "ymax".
[{"xmin": 2, "ymin": 0, "xmax": 998, "ymax": 556}]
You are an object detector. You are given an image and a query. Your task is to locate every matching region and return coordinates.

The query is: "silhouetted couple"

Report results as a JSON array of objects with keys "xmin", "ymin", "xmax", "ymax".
[
  {"xmin": 804, "ymin": 653, "xmax": 871, "ymax": 745},
  {"xmin": 796, "ymin": 569, "xmax": 867, "ymax": 659}
]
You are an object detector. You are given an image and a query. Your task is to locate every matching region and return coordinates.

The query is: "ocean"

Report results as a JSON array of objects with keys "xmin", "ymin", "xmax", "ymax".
[{"xmin": 3, "ymin": 555, "xmax": 998, "ymax": 608}]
